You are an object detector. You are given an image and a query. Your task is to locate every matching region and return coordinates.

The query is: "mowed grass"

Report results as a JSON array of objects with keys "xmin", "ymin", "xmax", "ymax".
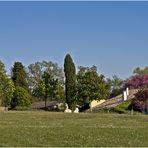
[{"xmin": 0, "ymin": 111, "xmax": 148, "ymax": 147}]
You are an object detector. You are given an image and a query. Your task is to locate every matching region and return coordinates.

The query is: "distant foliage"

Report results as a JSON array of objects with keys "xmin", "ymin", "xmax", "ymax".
[
  {"xmin": 107, "ymin": 75, "xmax": 124, "ymax": 98},
  {"xmin": 133, "ymin": 67, "xmax": 148, "ymax": 75},
  {"xmin": 127, "ymin": 74, "xmax": 148, "ymax": 89},
  {"xmin": 11, "ymin": 86, "xmax": 31, "ymax": 108},
  {"xmin": 132, "ymin": 89, "xmax": 148, "ymax": 113},
  {"xmin": 28, "ymin": 61, "xmax": 64, "ymax": 90}
]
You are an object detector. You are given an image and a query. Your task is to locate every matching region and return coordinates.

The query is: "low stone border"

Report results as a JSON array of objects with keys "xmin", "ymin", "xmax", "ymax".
[{"xmin": 0, "ymin": 107, "xmax": 8, "ymax": 111}]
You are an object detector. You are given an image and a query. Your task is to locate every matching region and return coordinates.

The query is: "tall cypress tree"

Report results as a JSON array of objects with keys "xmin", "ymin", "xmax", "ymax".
[
  {"xmin": 11, "ymin": 62, "xmax": 29, "ymax": 91},
  {"xmin": 64, "ymin": 54, "xmax": 76, "ymax": 111}
]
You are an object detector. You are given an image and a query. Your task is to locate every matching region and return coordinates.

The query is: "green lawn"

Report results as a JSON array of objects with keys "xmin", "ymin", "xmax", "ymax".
[{"xmin": 0, "ymin": 111, "xmax": 148, "ymax": 147}]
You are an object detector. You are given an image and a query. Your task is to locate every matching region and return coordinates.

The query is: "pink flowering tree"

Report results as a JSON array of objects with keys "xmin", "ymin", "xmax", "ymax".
[
  {"xmin": 133, "ymin": 89, "xmax": 148, "ymax": 113},
  {"xmin": 126, "ymin": 74, "xmax": 148, "ymax": 89},
  {"xmin": 126, "ymin": 74, "xmax": 148, "ymax": 114}
]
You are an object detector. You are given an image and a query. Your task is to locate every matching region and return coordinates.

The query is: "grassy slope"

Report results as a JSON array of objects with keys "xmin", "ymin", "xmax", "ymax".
[{"xmin": 0, "ymin": 111, "xmax": 148, "ymax": 147}]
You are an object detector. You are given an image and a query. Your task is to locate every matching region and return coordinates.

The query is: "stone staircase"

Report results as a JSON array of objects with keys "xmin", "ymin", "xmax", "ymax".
[{"xmin": 92, "ymin": 89, "xmax": 138, "ymax": 111}]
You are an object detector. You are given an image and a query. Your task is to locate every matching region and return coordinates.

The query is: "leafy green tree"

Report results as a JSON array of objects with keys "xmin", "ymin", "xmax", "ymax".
[
  {"xmin": 11, "ymin": 62, "xmax": 29, "ymax": 90},
  {"xmin": 56, "ymin": 81, "xmax": 65, "ymax": 102},
  {"xmin": 32, "ymin": 81, "xmax": 45, "ymax": 101},
  {"xmin": 32, "ymin": 72, "xmax": 65, "ymax": 107},
  {"xmin": 76, "ymin": 66, "xmax": 110, "ymax": 105},
  {"xmin": 107, "ymin": 75, "xmax": 124, "ymax": 98},
  {"xmin": 64, "ymin": 54, "xmax": 76, "ymax": 111},
  {"xmin": 0, "ymin": 61, "xmax": 14, "ymax": 107},
  {"xmin": 44, "ymin": 72, "xmax": 51, "ymax": 107},
  {"xmin": 11, "ymin": 86, "xmax": 31, "ymax": 109}
]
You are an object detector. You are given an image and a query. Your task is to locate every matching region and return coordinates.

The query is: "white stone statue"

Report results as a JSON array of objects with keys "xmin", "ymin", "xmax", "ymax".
[
  {"xmin": 74, "ymin": 107, "xmax": 79, "ymax": 113},
  {"xmin": 64, "ymin": 104, "xmax": 72, "ymax": 113}
]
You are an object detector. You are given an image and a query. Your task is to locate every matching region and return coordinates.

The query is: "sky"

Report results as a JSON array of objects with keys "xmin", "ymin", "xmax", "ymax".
[{"xmin": 0, "ymin": 1, "xmax": 148, "ymax": 79}]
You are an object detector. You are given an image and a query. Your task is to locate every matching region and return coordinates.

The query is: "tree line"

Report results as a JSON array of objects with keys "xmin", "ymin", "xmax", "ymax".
[
  {"xmin": 0, "ymin": 54, "xmax": 110, "ymax": 110},
  {"xmin": 0, "ymin": 54, "xmax": 148, "ymax": 113}
]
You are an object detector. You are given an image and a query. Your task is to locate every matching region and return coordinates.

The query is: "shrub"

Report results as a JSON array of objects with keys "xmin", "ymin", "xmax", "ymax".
[
  {"xmin": 106, "ymin": 100, "xmax": 133, "ymax": 114},
  {"xmin": 115, "ymin": 100, "xmax": 132, "ymax": 111},
  {"xmin": 11, "ymin": 86, "xmax": 31, "ymax": 109}
]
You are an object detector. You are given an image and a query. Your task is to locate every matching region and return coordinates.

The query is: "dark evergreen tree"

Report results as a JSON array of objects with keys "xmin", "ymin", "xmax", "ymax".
[
  {"xmin": 11, "ymin": 62, "xmax": 29, "ymax": 90},
  {"xmin": 64, "ymin": 54, "xmax": 76, "ymax": 111}
]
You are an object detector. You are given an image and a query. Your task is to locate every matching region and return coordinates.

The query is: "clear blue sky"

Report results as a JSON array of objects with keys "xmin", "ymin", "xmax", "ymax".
[{"xmin": 0, "ymin": 1, "xmax": 148, "ymax": 79}]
